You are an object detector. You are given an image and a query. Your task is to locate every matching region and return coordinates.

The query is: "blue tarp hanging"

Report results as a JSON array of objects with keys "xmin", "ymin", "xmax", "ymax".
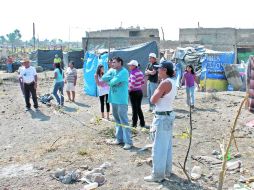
[
  {"xmin": 83, "ymin": 52, "xmax": 108, "ymax": 97},
  {"xmin": 200, "ymin": 51, "xmax": 235, "ymax": 80},
  {"xmin": 109, "ymin": 41, "xmax": 158, "ymax": 72}
]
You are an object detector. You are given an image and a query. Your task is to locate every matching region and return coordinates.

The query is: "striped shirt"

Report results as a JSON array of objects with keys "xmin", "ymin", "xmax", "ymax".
[
  {"xmin": 129, "ymin": 68, "xmax": 144, "ymax": 91},
  {"xmin": 65, "ymin": 67, "xmax": 77, "ymax": 83}
]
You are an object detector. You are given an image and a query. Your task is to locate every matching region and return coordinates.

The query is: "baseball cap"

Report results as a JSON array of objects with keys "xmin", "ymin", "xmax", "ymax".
[
  {"xmin": 127, "ymin": 60, "xmax": 139, "ymax": 67},
  {"xmin": 154, "ymin": 61, "xmax": 174, "ymax": 71},
  {"xmin": 149, "ymin": 53, "xmax": 157, "ymax": 59}
]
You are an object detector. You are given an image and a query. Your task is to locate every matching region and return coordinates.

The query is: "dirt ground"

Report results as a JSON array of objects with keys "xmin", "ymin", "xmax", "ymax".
[{"xmin": 0, "ymin": 69, "xmax": 253, "ymax": 190}]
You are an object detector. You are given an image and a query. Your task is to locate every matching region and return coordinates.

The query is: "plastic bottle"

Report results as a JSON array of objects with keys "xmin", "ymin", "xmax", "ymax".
[
  {"xmin": 227, "ymin": 84, "xmax": 233, "ymax": 91},
  {"xmin": 83, "ymin": 182, "xmax": 98, "ymax": 190},
  {"xmin": 227, "ymin": 146, "xmax": 231, "ymax": 161}
]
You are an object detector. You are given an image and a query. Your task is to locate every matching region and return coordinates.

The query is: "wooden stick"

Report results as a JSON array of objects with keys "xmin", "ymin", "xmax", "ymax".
[{"xmin": 217, "ymin": 96, "xmax": 247, "ymax": 190}]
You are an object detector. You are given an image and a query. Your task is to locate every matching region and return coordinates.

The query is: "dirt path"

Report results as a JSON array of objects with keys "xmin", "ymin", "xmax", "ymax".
[{"xmin": 0, "ymin": 70, "xmax": 253, "ymax": 190}]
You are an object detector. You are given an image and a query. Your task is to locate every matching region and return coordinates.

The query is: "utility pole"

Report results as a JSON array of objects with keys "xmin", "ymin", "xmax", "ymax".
[{"xmin": 33, "ymin": 22, "xmax": 35, "ymax": 50}]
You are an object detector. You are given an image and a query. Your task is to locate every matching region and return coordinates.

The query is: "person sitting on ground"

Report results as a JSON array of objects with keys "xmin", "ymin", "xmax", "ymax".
[
  {"xmin": 19, "ymin": 58, "xmax": 39, "ymax": 111},
  {"xmin": 53, "ymin": 63, "xmax": 64, "ymax": 107},
  {"xmin": 95, "ymin": 64, "xmax": 110, "ymax": 120},
  {"xmin": 65, "ymin": 61, "xmax": 77, "ymax": 102},
  {"xmin": 144, "ymin": 61, "xmax": 176, "ymax": 182},
  {"xmin": 127, "ymin": 60, "xmax": 146, "ymax": 128}
]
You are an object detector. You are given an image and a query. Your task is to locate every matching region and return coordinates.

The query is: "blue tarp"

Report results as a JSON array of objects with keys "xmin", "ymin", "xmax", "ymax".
[
  {"xmin": 109, "ymin": 41, "xmax": 158, "ymax": 72},
  {"xmin": 83, "ymin": 41, "xmax": 158, "ymax": 96},
  {"xmin": 200, "ymin": 51, "xmax": 235, "ymax": 80},
  {"xmin": 83, "ymin": 52, "xmax": 108, "ymax": 97}
]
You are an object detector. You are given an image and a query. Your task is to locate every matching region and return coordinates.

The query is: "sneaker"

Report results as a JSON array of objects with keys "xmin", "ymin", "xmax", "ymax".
[
  {"xmin": 144, "ymin": 175, "xmax": 164, "ymax": 182},
  {"xmin": 123, "ymin": 144, "xmax": 132, "ymax": 150},
  {"xmin": 108, "ymin": 139, "xmax": 122, "ymax": 145},
  {"xmin": 25, "ymin": 107, "xmax": 31, "ymax": 111}
]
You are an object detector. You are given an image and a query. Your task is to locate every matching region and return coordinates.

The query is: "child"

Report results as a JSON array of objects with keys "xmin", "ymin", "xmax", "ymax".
[
  {"xmin": 94, "ymin": 64, "xmax": 110, "ymax": 119},
  {"xmin": 181, "ymin": 64, "xmax": 199, "ymax": 108}
]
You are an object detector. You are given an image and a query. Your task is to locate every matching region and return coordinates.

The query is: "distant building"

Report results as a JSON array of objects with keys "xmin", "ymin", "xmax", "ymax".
[
  {"xmin": 82, "ymin": 27, "xmax": 160, "ymax": 51},
  {"xmin": 179, "ymin": 27, "xmax": 254, "ymax": 51},
  {"xmin": 179, "ymin": 27, "xmax": 254, "ymax": 63}
]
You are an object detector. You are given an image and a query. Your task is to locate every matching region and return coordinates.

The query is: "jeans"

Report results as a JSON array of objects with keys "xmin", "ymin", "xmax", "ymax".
[
  {"xmin": 53, "ymin": 81, "xmax": 64, "ymax": 105},
  {"xmin": 147, "ymin": 81, "xmax": 157, "ymax": 110},
  {"xmin": 112, "ymin": 104, "xmax": 132, "ymax": 145},
  {"xmin": 186, "ymin": 86, "xmax": 195, "ymax": 106},
  {"xmin": 7, "ymin": 64, "xmax": 13, "ymax": 73},
  {"xmin": 129, "ymin": 90, "xmax": 145, "ymax": 127},
  {"xmin": 151, "ymin": 112, "xmax": 175, "ymax": 179},
  {"xmin": 24, "ymin": 82, "xmax": 38, "ymax": 108},
  {"xmin": 175, "ymin": 65, "xmax": 182, "ymax": 88}
]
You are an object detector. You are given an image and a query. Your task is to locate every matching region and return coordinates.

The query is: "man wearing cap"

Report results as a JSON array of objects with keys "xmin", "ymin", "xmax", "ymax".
[
  {"xmin": 144, "ymin": 61, "xmax": 176, "ymax": 182},
  {"xmin": 54, "ymin": 54, "xmax": 62, "ymax": 68},
  {"xmin": 127, "ymin": 60, "xmax": 146, "ymax": 128},
  {"xmin": 145, "ymin": 53, "xmax": 159, "ymax": 111},
  {"xmin": 19, "ymin": 59, "xmax": 39, "ymax": 111}
]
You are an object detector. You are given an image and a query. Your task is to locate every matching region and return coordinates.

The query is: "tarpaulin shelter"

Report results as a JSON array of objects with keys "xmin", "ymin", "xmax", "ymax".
[
  {"xmin": 109, "ymin": 41, "xmax": 158, "ymax": 72},
  {"xmin": 83, "ymin": 41, "xmax": 158, "ymax": 96},
  {"xmin": 33, "ymin": 50, "xmax": 63, "ymax": 70},
  {"xmin": 63, "ymin": 50, "xmax": 84, "ymax": 69}
]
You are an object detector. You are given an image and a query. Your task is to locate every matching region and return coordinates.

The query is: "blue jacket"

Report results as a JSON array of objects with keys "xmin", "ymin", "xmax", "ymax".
[{"xmin": 102, "ymin": 67, "xmax": 129, "ymax": 105}]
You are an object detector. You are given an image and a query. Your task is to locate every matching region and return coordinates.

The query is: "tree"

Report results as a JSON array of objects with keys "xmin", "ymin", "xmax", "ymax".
[
  {"xmin": 6, "ymin": 29, "xmax": 22, "ymax": 52},
  {"xmin": 0, "ymin": 36, "xmax": 7, "ymax": 44}
]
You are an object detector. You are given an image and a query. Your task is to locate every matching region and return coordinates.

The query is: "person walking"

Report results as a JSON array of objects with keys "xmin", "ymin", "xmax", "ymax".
[
  {"xmin": 144, "ymin": 61, "xmax": 176, "ymax": 182},
  {"xmin": 127, "ymin": 60, "xmax": 146, "ymax": 128},
  {"xmin": 65, "ymin": 61, "xmax": 77, "ymax": 102},
  {"xmin": 19, "ymin": 58, "xmax": 38, "ymax": 111},
  {"xmin": 145, "ymin": 53, "xmax": 159, "ymax": 111},
  {"xmin": 53, "ymin": 63, "xmax": 64, "ymax": 107},
  {"xmin": 102, "ymin": 57, "xmax": 132, "ymax": 150},
  {"xmin": 181, "ymin": 64, "xmax": 200, "ymax": 108},
  {"xmin": 95, "ymin": 64, "xmax": 110, "ymax": 120}
]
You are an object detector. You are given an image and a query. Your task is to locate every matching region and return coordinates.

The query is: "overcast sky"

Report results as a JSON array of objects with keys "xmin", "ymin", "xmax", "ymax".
[{"xmin": 1, "ymin": 0, "xmax": 254, "ymax": 42}]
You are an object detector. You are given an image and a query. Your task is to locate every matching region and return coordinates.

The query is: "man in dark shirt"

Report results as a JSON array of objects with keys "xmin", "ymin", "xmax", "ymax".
[{"xmin": 145, "ymin": 53, "xmax": 158, "ymax": 111}]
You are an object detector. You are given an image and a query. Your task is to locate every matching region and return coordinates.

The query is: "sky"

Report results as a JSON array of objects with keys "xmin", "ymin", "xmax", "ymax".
[{"xmin": 1, "ymin": 0, "xmax": 254, "ymax": 42}]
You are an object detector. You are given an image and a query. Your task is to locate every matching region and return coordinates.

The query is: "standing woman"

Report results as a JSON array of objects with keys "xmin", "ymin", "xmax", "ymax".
[
  {"xmin": 181, "ymin": 64, "xmax": 199, "ymax": 108},
  {"xmin": 53, "ymin": 63, "xmax": 64, "ymax": 107},
  {"xmin": 95, "ymin": 64, "xmax": 110, "ymax": 119},
  {"xmin": 127, "ymin": 60, "xmax": 146, "ymax": 128},
  {"xmin": 144, "ymin": 61, "xmax": 176, "ymax": 182}
]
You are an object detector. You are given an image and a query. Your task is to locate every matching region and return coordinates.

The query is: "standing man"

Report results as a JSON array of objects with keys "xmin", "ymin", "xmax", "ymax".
[
  {"xmin": 65, "ymin": 61, "xmax": 77, "ymax": 102},
  {"xmin": 6, "ymin": 55, "xmax": 13, "ymax": 73},
  {"xmin": 144, "ymin": 61, "xmax": 176, "ymax": 182},
  {"xmin": 102, "ymin": 57, "xmax": 132, "ymax": 150},
  {"xmin": 19, "ymin": 58, "xmax": 39, "ymax": 111},
  {"xmin": 145, "ymin": 53, "xmax": 159, "ymax": 112}
]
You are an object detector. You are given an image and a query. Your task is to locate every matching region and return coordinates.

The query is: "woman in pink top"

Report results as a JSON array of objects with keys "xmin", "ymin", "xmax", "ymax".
[
  {"xmin": 181, "ymin": 64, "xmax": 199, "ymax": 108},
  {"xmin": 128, "ymin": 60, "xmax": 146, "ymax": 128},
  {"xmin": 95, "ymin": 64, "xmax": 110, "ymax": 119}
]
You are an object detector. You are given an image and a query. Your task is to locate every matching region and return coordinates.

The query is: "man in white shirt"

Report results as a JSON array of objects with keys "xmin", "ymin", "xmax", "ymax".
[{"xmin": 19, "ymin": 58, "xmax": 38, "ymax": 111}]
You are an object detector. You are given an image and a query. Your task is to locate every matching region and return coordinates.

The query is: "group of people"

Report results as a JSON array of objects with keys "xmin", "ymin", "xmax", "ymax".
[
  {"xmin": 18, "ymin": 55, "xmax": 78, "ymax": 111},
  {"xmin": 18, "ymin": 52, "xmax": 200, "ymax": 183},
  {"xmin": 93, "ymin": 52, "xmax": 200, "ymax": 182}
]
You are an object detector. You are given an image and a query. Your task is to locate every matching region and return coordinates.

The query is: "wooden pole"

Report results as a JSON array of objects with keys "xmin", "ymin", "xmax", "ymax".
[{"xmin": 217, "ymin": 96, "xmax": 247, "ymax": 190}]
